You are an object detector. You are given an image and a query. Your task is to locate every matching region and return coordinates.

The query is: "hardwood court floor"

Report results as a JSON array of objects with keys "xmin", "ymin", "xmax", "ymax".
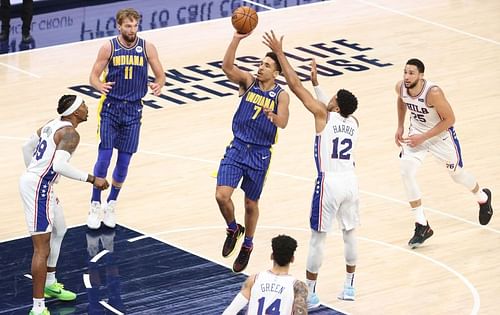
[{"xmin": 1, "ymin": 1, "xmax": 499, "ymax": 314}]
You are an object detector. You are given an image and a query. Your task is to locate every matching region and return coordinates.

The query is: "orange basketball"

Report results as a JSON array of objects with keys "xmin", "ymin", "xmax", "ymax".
[{"xmin": 231, "ymin": 6, "xmax": 258, "ymax": 34}]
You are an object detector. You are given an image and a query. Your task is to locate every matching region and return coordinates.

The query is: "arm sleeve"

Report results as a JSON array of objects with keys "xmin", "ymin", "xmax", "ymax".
[
  {"xmin": 313, "ymin": 85, "xmax": 330, "ymax": 105},
  {"xmin": 22, "ymin": 133, "xmax": 39, "ymax": 167},
  {"xmin": 222, "ymin": 292, "xmax": 249, "ymax": 315},
  {"xmin": 52, "ymin": 150, "xmax": 89, "ymax": 182}
]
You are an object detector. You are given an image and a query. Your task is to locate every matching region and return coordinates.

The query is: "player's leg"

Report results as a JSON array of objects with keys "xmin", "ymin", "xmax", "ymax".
[
  {"xmin": 400, "ymin": 145, "xmax": 433, "ymax": 247},
  {"xmin": 306, "ymin": 230, "xmax": 327, "ymax": 308},
  {"xmin": 433, "ymin": 129, "xmax": 493, "ymax": 225},
  {"xmin": 31, "ymin": 233, "xmax": 51, "ymax": 315},
  {"xmin": 20, "ymin": 173, "xmax": 52, "ymax": 314},
  {"xmin": 217, "ymin": 143, "xmax": 246, "ymax": 258},
  {"xmin": 45, "ymin": 200, "xmax": 76, "ymax": 301},
  {"xmin": 88, "ymin": 98, "xmax": 117, "ymax": 229},
  {"xmin": 233, "ymin": 165, "xmax": 268, "ymax": 273},
  {"xmin": 0, "ymin": 0, "xmax": 11, "ymax": 41},
  {"xmin": 338, "ymin": 228, "xmax": 357, "ymax": 301}
]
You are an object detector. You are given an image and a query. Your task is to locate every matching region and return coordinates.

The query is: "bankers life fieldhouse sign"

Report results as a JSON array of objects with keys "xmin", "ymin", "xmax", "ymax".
[{"xmin": 69, "ymin": 38, "xmax": 393, "ymax": 109}]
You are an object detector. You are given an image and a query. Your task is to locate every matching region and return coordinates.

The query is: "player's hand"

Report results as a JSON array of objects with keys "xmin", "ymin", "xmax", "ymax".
[
  {"xmin": 149, "ymin": 82, "xmax": 162, "ymax": 96},
  {"xmin": 402, "ymin": 134, "xmax": 426, "ymax": 147},
  {"xmin": 93, "ymin": 177, "xmax": 109, "ymax": 190},
  {"xmin": 99, "ymin": 81, "xmax": 115, "ymax": 95},
  {"xmin": 234, "ymin": 31, "xmax": 252, "ymax": 40},
  {"xmin": 263, "ymin": 107, "xmax": 275, "ymax": 123},
  {"xmin": 395, "ymin": 126, "xmax": 404, "ymax": 146},
  {"xmin": 310, "ymin": 59, "xmax": 319, "ymax": 86},
  {"xmin": 262, "ymin": 30, "xmax": 284, "ymax": 54}
]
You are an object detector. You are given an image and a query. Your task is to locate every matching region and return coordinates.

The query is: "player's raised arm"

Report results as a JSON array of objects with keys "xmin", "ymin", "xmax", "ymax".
[{"xmin": 222, "ymin": 32, "xmax": 255, "ymax": 93}]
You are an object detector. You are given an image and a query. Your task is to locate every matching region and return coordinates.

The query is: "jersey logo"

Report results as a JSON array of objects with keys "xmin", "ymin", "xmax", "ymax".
[
  {"xmin": 269, "ymin": 91, "xmax": 276, "ymax": 97},
  {"xmin": 136, "ymin": 46, "xmax": 143, "ymax": 53},
  {"xmin": 114, "ymin": 48, "xmax": 121, "ymax": 52},
  {"xmin": 262, "ymin": 155, "xmax": 270, "ymax": 160}
]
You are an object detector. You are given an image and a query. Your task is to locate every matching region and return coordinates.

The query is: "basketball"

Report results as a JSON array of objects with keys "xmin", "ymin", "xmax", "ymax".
[{"xmin": 231, "ymin": 6, "xmax": 258, "ymax": 34}]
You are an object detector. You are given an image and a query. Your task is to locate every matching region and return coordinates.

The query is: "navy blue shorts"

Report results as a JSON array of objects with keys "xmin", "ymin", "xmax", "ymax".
[
  {"xmin": 99, "ymin": 97, "xmax": 143, "ymax": 153},
  {"xmin": 217, "ymin": 138, "xmax": 272, "ymax": 201}
]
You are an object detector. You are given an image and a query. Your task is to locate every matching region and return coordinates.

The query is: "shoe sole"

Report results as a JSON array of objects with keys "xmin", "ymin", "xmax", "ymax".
[
  {"xmin": 222, "ymin": 228, "xmax": 245, "ymax": 258},
  {"xmin": 307, "ymin": 302, "xmax": 321, "ymax": 309}
]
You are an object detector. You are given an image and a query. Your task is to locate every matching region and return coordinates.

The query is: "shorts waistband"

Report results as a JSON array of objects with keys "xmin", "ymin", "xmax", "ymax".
[{"xmin": 232, "ymin": 138, "xmax": 271, "ymax": 150}]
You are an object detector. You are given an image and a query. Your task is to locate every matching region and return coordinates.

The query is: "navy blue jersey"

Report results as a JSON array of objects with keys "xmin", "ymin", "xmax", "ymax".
[
  {"xmin": 106, "ymin": 37, "xmax": 149, "ymax": 102},
  {"xmin": 232, "ymin": 80, "xmax": 284, "ymax": 147}
]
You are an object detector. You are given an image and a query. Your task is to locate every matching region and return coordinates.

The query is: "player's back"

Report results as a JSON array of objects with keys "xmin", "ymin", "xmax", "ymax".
[
  {"xmin": 105, "ymin": 37, "xmax": 149, "ymax": 102},
  {"xmin": 247, "ymin": 270, "xmax": 296, "ymax": 315},
  {"xmin": 315, "ymin": 112, "xmax": 358, "ymax": 173},
  {"xmin": 26, "ymin": 118, "xmax": 72, "ymax": 182}
]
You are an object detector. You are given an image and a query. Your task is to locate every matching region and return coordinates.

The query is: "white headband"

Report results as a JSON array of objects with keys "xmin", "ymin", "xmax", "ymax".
[{"xmin": 61, "ymin": 96, "xmax": 83, "ymax": 116}]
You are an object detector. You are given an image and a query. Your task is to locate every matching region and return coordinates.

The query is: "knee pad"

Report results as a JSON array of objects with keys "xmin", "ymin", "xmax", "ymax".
[
  {"xmin": 113, "ymin": 151, "xmax": 132, "ymax": 183},
  {"xmin": 343, "ymin": 229, "xmax": 357, "ymax": 266},
  {"xmin": 400, "ymin": 158, "xmax": 422, "ymax": 201},
  {"xmin": 306, "ymin": 231, "xmax": 327, "ymax": 273},
  {"xmin": 450, "ymin": 167, "xmax": 477, "ymax": 191},
  {"xmin": 94, "ymin": 147, "xmax": 113, "ymax": 177}
]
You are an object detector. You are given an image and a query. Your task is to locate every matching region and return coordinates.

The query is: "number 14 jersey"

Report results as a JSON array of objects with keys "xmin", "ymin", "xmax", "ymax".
[{"xmin": 247, "ymin": 270, "xmax": 297, "ymax": 315}]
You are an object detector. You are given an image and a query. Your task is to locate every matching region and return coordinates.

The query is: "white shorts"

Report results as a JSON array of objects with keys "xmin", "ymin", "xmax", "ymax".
[
  {"xmin": 19, "ymin": 172, "xmax": 61, "ymax": 234},
  {"xmin": 401, "ymin": 127, "xmax": 463, "ymax": 171},
  {"xmin": 310, "ymin": 172, "xmax": 360, "ymax": 232}
]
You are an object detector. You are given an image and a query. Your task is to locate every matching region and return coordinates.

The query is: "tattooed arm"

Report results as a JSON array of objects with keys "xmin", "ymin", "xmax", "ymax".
[
  {"xmin": 293, "ymin": 280, "xmax": 309, "ymax": 315},
  {"xmin": 53, "ymin": 127, "xmax": 109, "ymax": 189}
]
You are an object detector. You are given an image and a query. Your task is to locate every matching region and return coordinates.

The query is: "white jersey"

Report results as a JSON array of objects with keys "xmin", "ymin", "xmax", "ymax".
[
  {"xmin": 247, "ymin": 271, "xmax": 296, "ymax": 315},
  {"xmin": 314, "ymin": 112, "xmax": 358, "ymax": 174},
  {"xmin": 26, "ymin": 118, "xmax": 73, "ymax": 182},
  {"xmin": 400, "ymin": 80, "xmax": 448, "ymax": 137}
]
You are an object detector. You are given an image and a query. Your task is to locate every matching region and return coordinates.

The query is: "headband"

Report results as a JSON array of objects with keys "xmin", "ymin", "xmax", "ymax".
[{"xmin": 61, "ymin": 96, "xmax": 83, "ymax": 116}]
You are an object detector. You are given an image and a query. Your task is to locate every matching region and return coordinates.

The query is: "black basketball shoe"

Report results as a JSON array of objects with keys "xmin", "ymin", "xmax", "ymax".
[
  {"xmin": 408, "ymin": 222, "xmax": 433, "ymax": 248},
  {"xmin": 479, "ymin": 188, "xmax": 493, "ymax": 225},
  {"xmin": 232, "ymin": 244, "xmax": 253, "ymax": 273},
  {"xmin": 222, "ymin": 224, "xmax": 244, "ymax": 257}
]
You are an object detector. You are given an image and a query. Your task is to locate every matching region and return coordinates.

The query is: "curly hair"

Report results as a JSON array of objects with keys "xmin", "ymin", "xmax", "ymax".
[
  {"xmin": 272, "ymin": 234, "xmax": 298, "ymax": 267},
  {"xmin": 337, "ymin": 89, "xmax": 358, "ymax": 118}
]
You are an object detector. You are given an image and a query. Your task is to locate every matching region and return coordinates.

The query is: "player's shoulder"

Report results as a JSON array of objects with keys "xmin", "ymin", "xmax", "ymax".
[{"xmin": 395, "ymin": 80, "xmax": 404, "ymax": 94}]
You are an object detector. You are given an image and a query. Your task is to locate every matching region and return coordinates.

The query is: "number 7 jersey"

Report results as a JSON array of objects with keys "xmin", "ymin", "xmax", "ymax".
[{"xmin": 315, "ymin": 112, "xmax": 358, "ymax": 174}]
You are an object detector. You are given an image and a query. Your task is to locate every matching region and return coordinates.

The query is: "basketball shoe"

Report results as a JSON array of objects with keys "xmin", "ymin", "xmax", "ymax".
[
  {"xmin": 232, "ymin": 244, "xmax": 253, "ymax": 273},
  {"xmin": 307, "ymin": 292, "xmax": 320, "ymax": 309},
  {"xmin": 222, "ymin": 224, "xmax": 244, "ymax": 257},
  {"xmin": 87, "ymin": 201, "xmax": 101, "ymax": 229},
  {"xmin": 408, "ymin": 222, "xmax": 433, "ymax": 248},
  {"xmin": 479, "ymin": 188, "xmax": 493, "ymax": 225},
  {"xmin": 29, "ymin": 308, "xmax": 49, "ymax": 315},
  {"xmin": 103, "ymin": 201, "xmax": 117, "ymax": 228},
  {"xmin": 337, "ymin": 285, "xmax": 356, "ymax": 301},
  {"xmin": 44, "ymin": 282, "xmax": 76, "ymax": 301}
]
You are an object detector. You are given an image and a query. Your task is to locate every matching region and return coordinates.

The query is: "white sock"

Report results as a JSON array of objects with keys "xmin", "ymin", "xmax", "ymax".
[
  {"xmin": 475, "ymin": 189, "xmax": 488, "ymax": 204},
  {"xmin": 45, "ymin": 271, "xmax": 56, "ymax": 286},
  {"xmin": 413, "ymin": 206, "xmax": 427, "ymax": 225},
  {"xmin": 32, "ymin": 298, "xmax": 45, "ymax": 313},
  {"xmin": 345, "ymin": 272, "xmax": 355, "ymax": 287},
  {"xmin": 306, "ymin": 279, "xmax": 316, "ymax": 296}
]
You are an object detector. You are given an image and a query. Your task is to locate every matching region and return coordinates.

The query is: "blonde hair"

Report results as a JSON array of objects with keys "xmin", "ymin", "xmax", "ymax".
[{"xmin": 116, "ymin": 8, "xmax": 141, "ymax": 25}]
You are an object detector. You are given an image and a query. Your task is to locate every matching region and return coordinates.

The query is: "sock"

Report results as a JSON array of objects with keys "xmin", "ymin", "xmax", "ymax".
[
  {"xmin": 32, "ymin": 298, "xmax": 45, "ymax": 313},
  {"xmin": 345, "ymin": 272, "xmax": 355, "ymax": 287},
  {"xmin": 306, "ymin": 279, "xmax": 316, "ymax": 295},
  {"xmin": 413, "ymin": 206, "xmax": 427, "ymax": 225},
  {"xmin": 243, "ymin": 236, "xmax": 253, "ymax": 248},
  {"xmin": 107, "ymin": 185, "xmax": 121, "ymax": 203},
  {"xmin": 227, "ymin": 220, "xmax": 237, "ymax": 231},
  {"xmin": 45, "ymin": 271, "xmax": 56, "ymax": 286},
  {"xmin": 475, "ymin": 189, "xmax": 488, "ymax": 204},
  {"xmin": 91, "ymin": 187, "xmax": 102, "ymax": 203}
]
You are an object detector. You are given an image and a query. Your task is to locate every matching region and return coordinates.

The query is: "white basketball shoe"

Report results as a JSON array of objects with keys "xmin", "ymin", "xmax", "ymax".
[
  {"xmin": 87, "ymin": 201, "xmax": 102, "ymax": 229},
  {"xmin": 103, "ymin": 200, "xmax": 117, "ymax": 228}
]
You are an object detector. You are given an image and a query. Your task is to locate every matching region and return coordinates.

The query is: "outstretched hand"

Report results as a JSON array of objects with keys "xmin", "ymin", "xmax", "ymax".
[
  {"xmin": 262, "ymin": 30, "xmax": 284, "ymax": 53},
  {"xmin": 233, "ymin": 31, "xmax": 252, "ymax": 40},
  {"xmin": 310, "ymin": 58, "xmax": 318, "ymax": 86}
]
